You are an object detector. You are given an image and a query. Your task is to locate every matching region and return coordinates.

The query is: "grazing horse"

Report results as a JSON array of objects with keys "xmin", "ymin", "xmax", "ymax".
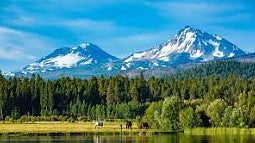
[
  {"xmin": 140, "ymin": 122, "xmax": 149, "ymax": 129},
  {"xmin": 126, "ymin": 121, "xmax": 132, "ymax": 129},
  {"xmin": 94, "ymin": 121, "xmax": 103, "ymax": 129}
]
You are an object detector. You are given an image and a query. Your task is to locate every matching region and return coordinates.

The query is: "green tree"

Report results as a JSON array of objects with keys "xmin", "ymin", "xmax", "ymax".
[
  {"xmin": 229, "ymin": 108, "xmax": 247, "ymax": 127},
  {"xmin": 106, "ymin": 80, "xmax": 115, "ymax": 106},
  {"xmin": 179, "ymin": 107, "xmax": 201, "ymax": 129},
  {"xmin": 142, "ymin": 101, "xmax": 162, "ymax": 129},
  {"xmin": 87, "ymin": 77, "xmax": 100, "ymax": 105},
  {"xmin": 0, "ymin": 78, "xmax": 6, "ymax": 120},
  {"xmin": 206, "ymin": 99, "xmax": 227, "ymax": 127},
  {"xmin": 222, "ymin": 106, "xmax": 232, "ymax": 127},
  {"xmin": 156, "ymin": 96, "xmax": 182, "ymax": 131}
]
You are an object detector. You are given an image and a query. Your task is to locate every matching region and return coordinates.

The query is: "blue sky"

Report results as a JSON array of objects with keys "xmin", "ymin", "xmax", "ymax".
[{"xmin": 0, "ymin": 0, "xmax": 255, "ymax": 72}]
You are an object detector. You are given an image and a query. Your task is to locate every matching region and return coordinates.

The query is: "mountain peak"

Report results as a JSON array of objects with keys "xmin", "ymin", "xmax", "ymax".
[
  {"xmin": 71, "ymin": 42, "xmax": 91, "ymax": 49},
  {"xmin": 180, "ymin": 25, "xmax": 197, "ymax": 32},
  {"xmin": 72, "ymin": 42, "xmax": 96, "ymax": 50},
  {"xmin": 125, "ymin": 26, "xmax": 245, "ymax": 63},
  {"xmin": 182, "ymin": 25, "xmax": 195, "ymax": 31},
  {"xmin": 19, "ymin": 42, "xmax": 119, "ymax": 74},
  {"xmin": 176, "ymin": 26, "xmax": 202, "ymax": 38},
  {"xmin": 79, "ymin": 42, "xmax": 91, "ymax": 48}
]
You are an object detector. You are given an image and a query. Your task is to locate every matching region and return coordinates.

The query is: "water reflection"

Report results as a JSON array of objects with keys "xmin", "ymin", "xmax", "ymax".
[{"xmin": 1, "ymin": 134, "xmax": 255, "ymax": 143}]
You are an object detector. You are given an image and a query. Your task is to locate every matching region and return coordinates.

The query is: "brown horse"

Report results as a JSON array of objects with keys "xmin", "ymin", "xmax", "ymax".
[
  {"xmin": 140, "ymin": 122, "xmax": 149, "ymax": 129},
  {"xmin": 126, "ymin": 121, "xmax": 132, "ymax": 129}
]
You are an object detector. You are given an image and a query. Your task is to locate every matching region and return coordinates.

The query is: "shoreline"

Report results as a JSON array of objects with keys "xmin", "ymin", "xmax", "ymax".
[{"xmin": 0, "ymin": 131, "xmax": 177, "ymax": 137}]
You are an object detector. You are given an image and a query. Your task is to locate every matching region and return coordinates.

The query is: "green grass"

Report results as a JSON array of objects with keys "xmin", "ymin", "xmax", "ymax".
[
  {"xmin": 0, "ymin": 121, "xmax": 157, "ymax": 136},
  {"xmin": 4, "ymin": 122, "xmax": 251, "ymax": 136},
  {"xmin": 185, "ymin": 127, "xmax": 255, "ymax": 135}
]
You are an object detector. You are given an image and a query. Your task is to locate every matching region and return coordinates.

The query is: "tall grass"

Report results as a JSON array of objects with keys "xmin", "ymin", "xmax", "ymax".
[{"xmin": 185, "ymin": 128, "xmax": 255, "ymax": 135}]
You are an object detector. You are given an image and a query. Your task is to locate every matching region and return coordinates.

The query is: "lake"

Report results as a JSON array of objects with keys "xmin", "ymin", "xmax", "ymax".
[{"xmin": 1, "ymin": 134, "xmax": 255, "ymax": 143}]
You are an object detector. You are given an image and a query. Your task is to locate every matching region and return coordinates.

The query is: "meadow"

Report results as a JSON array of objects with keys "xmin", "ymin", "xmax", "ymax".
[{"xmin": 0, "ymin": 121, "xmax": 153, "ymax": 136}]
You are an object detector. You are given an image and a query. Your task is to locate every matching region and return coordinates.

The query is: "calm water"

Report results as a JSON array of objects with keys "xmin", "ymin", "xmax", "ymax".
[{"xmin": 1, "ymin": 134, "xmax": 255, "ymax": 143}]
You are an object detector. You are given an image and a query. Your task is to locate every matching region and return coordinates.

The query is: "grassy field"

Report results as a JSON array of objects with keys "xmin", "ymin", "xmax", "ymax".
[
  {"xmin": 0, "ymin": 121, "xmax": 155, "ymax": 136},
  {"xmin": 4, "ymin": 122, "xmax": 253, "ymax": 136},
  {"xmin": 185, "ymin": 128, "xmax": 255, "ymax": 135}
]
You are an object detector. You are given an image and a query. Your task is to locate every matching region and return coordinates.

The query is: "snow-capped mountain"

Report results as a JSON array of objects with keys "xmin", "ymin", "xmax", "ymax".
[
  {"xmin": 10, "ymin": 26, "xmax": 247, "ymax": 79},
  {"xmin": 19, "ymin": 43, "xmax": 119, "ymax": 74},
  {"xmin": 125, "ymin": 26, "xmax": 245, "ymax": 63}
]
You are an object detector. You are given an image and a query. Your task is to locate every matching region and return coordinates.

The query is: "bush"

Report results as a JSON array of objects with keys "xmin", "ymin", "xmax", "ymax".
[
  {"xmin": 50, "ymin": 115, "xmax": 59, "ymax": 121},
  {"xmin": 59, "ymin": 116, "xmax": 67, "ymax": 122},
  {"xmin": 20, "ymin": 115, "xmax": 29, "ymax": 123},
  {"xmin": 78, "ymin": 116, "xmax": 88, "ymax": 122},
  {"xmin": 5, "ymin": 116, "xmax": 14, "ymax": 123},
  {"xmin": 135, "ymin": 116, "xmax": 141, "ymax": 127},
  {"xmin": 31, "ymin": 116, "xmax": 36, "ymax": 123},
  {"xmin": 67, "ymin": 117, "xmax": 75, "ymax": 123}
]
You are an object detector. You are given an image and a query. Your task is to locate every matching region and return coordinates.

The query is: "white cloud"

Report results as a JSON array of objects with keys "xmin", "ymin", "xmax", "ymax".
[
  {"xmin": 0, "ymin": 48, "xmax": 34, "ymax": 60},
  {"xmin": 0, "ymin": 26, "xmax": 54, "ymax": 61}
]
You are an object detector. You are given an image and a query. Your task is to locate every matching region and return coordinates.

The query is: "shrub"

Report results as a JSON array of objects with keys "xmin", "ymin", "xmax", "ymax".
[
  {"xmin": 20, "ymin": 115, "xmax": 29, "ymax": 123},
  {"xmin": 67, "ymin": 117, "xmax": 75, "ymax": 123},
  {"xmin": 59, "ymin": 116, "xmax": 67, "ymax": 122},
  {"xmin": 78, "ymin": 116, "xmax": 87, "ymax": 122}
]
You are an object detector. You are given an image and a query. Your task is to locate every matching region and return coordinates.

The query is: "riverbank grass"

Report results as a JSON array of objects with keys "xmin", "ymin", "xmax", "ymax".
[{"xmin": 185, "ymin": 128, "xmax": 255, "ymax": 135}]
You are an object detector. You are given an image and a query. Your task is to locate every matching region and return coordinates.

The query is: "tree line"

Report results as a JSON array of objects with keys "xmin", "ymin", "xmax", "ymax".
[
  {"xmin": 1, "ymin": 61, "xmax": 255, "ymax": 131},
  {"xmin": 0, "ymin": 72, "xmax": 150, "ymax": 121}
]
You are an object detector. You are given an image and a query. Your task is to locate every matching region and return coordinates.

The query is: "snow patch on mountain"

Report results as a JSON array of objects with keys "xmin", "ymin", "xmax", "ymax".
[
  {"xmin": 80, "ymin": 43, "xmax": 90, "ymax": 48},
  {"xmin": 49, "ymin": 53, "xmax": 84, "ymax": 68},
  {"xmin": 215, "ymin": 35, "xmax": 223, "ymax": 40},
  {"xmin": 121, "ymin": 66, "xmax": 126, "ymax": 70},
  {"xmin": 190, "ymin": 50, "xmax": 203, "ymax": 58},
  {"xmin": 228, "ymin": 52, "xmax": 235, "ymax": 58},
  {"xmin": 81, "ymin": 58, "xmax": 94, "ymax": 65},
  {"xmin": 107, "ymin": 66, "xmax": 112, "ymax": 71}
]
